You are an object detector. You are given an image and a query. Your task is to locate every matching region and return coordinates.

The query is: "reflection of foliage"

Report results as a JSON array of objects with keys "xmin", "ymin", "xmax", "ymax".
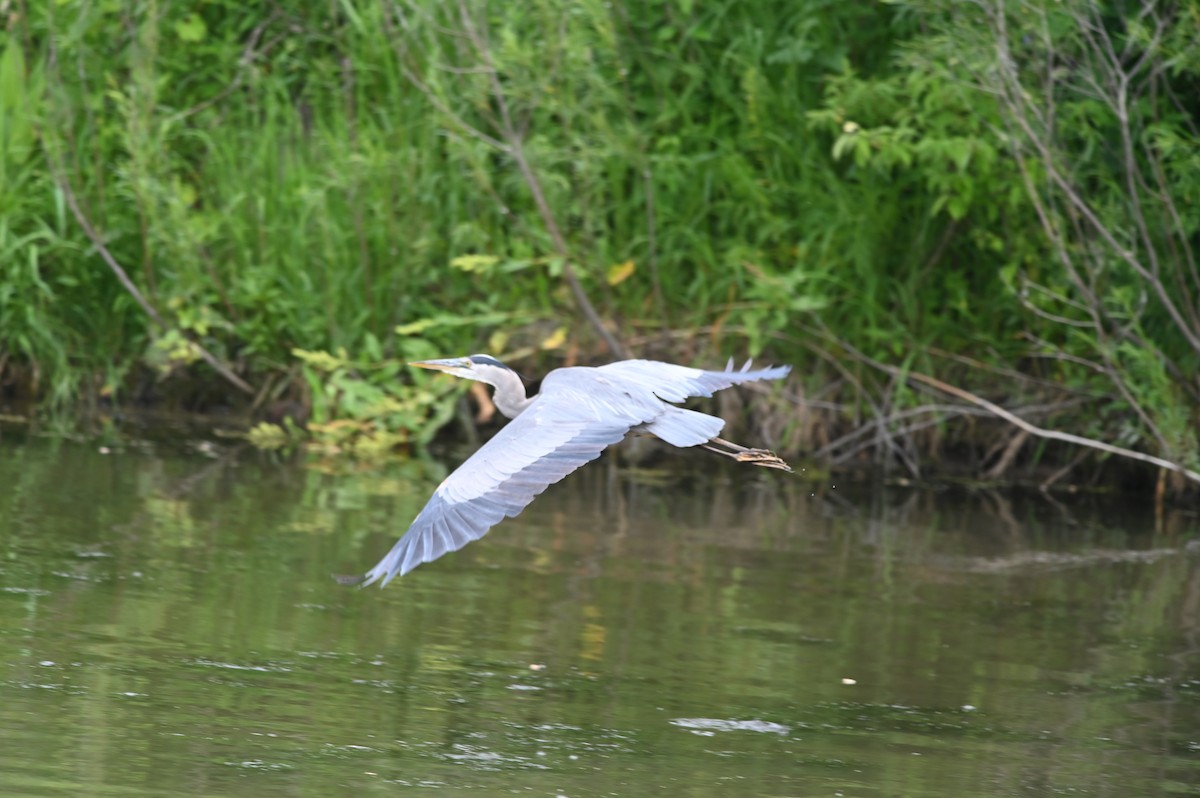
[
  {"xmin": 246, "ymin": 420, "xmax": 296, "ymax": 451},
  {"xmin": 142, "ymin": 495, "xmax": 200, "ymax": 547},
  {"xmin": 1, "ymin": 441, "xmax": 1198, "ymax": 795}
]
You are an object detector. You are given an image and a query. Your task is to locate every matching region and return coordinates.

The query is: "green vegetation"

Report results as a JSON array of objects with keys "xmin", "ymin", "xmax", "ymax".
[{"xmin": 1, "ymin": 1, "xmax": 1197, "ymax": 492}]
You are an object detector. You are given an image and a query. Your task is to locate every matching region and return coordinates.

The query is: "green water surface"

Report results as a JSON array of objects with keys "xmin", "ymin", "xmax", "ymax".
[{"xmin": 1, "ymin": 434, "xmax": 1198, "ymax": 796}]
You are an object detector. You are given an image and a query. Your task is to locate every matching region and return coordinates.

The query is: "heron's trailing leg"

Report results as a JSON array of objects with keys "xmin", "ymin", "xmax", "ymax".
[{"xmin": 702, "ymin": 436, "xmax": 792, "ymax": 472}]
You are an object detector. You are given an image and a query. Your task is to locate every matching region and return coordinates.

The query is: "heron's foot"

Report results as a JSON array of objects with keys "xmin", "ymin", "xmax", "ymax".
[
  {"xmin": 732, "ymin": 448, "xmax": 793, "ymax": 471},
  {"xmin": 332, "ymin": 572, "xmax": 368, "ymax": 587},
  {"xmin": 703, "ymin": 437, "xmax": 793, "ymax": 472}
]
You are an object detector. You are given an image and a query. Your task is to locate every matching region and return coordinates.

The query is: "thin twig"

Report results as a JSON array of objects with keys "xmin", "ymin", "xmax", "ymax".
[
  {"xmin": 387, "ymin": 0, "xmax": 626, "ymax": 358},
  {"xmin": 800, "ymin": 339, "xmax": 916, "ymax": 475},
  {"xmin": 41, "ymin": 10, "xmax": 255, "ymax": 397},
  {"xmin": 989, "ymin": 0, "xmax": 1180, "ymax": 454},
  {"xmin": 644, "ymin": 166, "xmax": 665, "ymax": 324},
  {"xmin": 831, "ymin": 334, "xmax": 1200, "ymax": 484},
  {"xmin": 56, "ymin": 174, "xmax": 255, "ymax": 396},
  {"xmin": 997, "ymin": 29, "xmax": 1200, "ymax": 357},
  {"xmin": 167, "ymin": 11, "xmax": 285, "ymax": 123},
  {"xmin": 984, "ymin": 428, "xmax": 1030, "ymax": 480},
  {"xmin": 457, "ymin": 1, "xmax": 627, "ymax": 358},
  {"xmin": 1039, "ymin": 446, "xmax": 1091, "ymax": 491}
]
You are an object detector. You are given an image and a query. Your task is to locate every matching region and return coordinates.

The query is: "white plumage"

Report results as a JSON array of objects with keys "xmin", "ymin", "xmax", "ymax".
[{"xmin": 357, "ymin": 355, "xmax": 790, "ymax": 586}]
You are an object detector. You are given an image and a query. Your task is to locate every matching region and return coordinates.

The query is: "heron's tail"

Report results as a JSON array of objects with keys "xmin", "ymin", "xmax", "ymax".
[{"xmin": 718, "ymin": 358, "xmax": 789, "ymax": 383}]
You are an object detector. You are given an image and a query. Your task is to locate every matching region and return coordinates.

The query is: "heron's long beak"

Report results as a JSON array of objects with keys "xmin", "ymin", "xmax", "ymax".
[{"xmin": 409, "ymin": 358, "xmax": 462, "ymax": 373}]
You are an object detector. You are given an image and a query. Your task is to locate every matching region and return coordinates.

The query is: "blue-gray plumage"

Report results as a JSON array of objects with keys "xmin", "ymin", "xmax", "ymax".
[{"xmin": 357, "ymin": 354, "xmax": 791, "ymax": 586}]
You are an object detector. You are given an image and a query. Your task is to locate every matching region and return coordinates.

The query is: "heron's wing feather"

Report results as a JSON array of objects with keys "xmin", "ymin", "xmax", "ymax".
[
  {"xmin": 596, "ymin": 359, "xmax": 789, "ymax": 403},
  {"xmin": 641, "ymin": 406, "xmax": 726, "ymax": 447},
  {"xmin": 360, "ymin": 384, "xmax": 651, "ymax": 586}
]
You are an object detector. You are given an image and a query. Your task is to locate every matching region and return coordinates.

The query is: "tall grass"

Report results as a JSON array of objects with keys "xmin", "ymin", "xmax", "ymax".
[{"xmin": 7, "ymin": 0, "xmax": 928, "ymax": 394}]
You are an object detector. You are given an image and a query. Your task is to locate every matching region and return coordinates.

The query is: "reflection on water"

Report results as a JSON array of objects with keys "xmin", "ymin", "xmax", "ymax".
[{"xmin": 1, "ymin": 434, "xmax": 1198, "ymax": 797}]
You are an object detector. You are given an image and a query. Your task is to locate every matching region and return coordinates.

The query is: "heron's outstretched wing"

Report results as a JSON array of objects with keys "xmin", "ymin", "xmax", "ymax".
[
  {"xmin": 359, "ymin": 380, "xmax": 657, "ymax": 586},
  {"xmin": 596, "ymin": 359, "xmax": 789, "ymax": 404}
]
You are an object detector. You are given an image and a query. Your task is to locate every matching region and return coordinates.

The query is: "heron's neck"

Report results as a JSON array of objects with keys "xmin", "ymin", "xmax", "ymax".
[{"xmin": 489, "ymin": 374, "xmax": 535, "ymax": 419}]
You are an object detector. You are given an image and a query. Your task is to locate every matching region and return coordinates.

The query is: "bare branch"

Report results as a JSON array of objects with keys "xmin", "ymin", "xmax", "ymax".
[
  {"xmin": 1004, "ymin": 69, "xmax": 1200, "ymax": 356},
  {"xmin": 832, "ymin": 334, "xmax": 1200, "ymax": 485},
  {"xmin": 40, "ymin": 22, "xmax": 256, "ymax": 398},
  {"xmin": 385, "ymin": 0, "xmax": 627, "ymax": 358},
  {"xmin": 1017, "ymin": 284, "xmax": 1096, "ymax": 328},
  {"xmin": 457, "ymin": 1, "xmax": 626, "ymax": 358},
  {"xmin": 168, "ymin": 10, "xmax": 287, "ymax": 123},
  {"xmin": 56, "ymin": 172, "xmax": 255, "ymax": 396}
]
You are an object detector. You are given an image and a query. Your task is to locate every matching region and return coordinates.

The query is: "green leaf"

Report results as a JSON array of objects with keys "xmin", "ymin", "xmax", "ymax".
[
  {"xmin": 175, "ymin": 13, "xmax": 207, "ymax": 43},
  {"xmin": 395, "ymin": 318, "xmax": 438, "ymax": 336},
  {"xmin": 449, "ymin": 254, "xmax": 499, "ymax": 273},
  {"xmin": 0, "ymin": 40, "xmax": 25, "ymax": 109},
  {"xmin": 831, "ymin": 133, "xmax": 857, "ymax": 161}
]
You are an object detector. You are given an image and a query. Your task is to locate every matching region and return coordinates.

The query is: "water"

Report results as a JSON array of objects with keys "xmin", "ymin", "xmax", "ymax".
[{"xmin": 1, "ymin": 432, "xmax": 1198, "ymax": 796}]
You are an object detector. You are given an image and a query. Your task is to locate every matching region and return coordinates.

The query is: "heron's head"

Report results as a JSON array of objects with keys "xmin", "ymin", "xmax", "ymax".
[{"xmin": 409, "ymin": 354, "xmax": 515, "ymax": 386}]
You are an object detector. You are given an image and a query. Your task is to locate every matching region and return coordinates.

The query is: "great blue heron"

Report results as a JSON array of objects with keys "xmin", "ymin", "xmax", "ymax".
[{"xmin": 353, "ymin": 354, "xmax": 791, "ymax": 586}]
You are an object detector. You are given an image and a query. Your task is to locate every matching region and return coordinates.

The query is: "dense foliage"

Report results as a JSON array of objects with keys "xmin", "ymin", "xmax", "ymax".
[{"xmin": 1, "ymin": 1, "xmax": 1197, "ymax": 488}]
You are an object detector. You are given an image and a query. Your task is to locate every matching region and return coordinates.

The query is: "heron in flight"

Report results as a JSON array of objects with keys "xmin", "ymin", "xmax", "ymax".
[{"xmin": 354, "ymin": 355, "xmax": 791, "ymax": 586}]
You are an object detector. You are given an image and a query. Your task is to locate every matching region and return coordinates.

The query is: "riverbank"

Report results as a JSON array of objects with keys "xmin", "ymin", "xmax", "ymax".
[{"xmin": 2, "ymin": 359, "xmax": 1194, "ymax": 506}]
